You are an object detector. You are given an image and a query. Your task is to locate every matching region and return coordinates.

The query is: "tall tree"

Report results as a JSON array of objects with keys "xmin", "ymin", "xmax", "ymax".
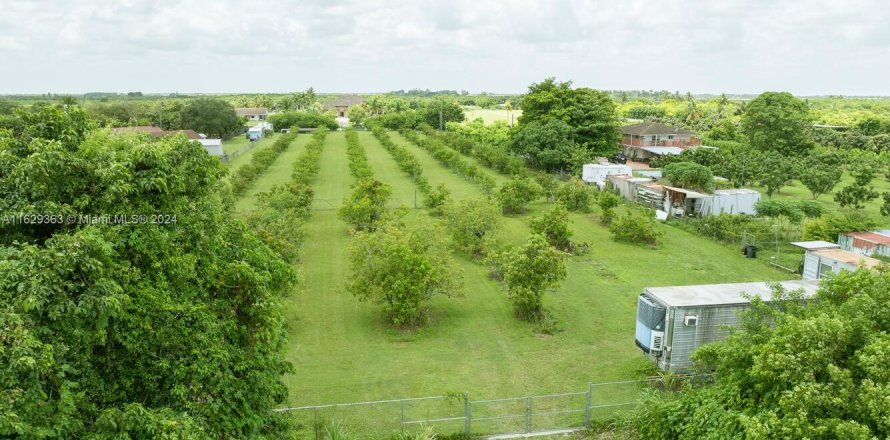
[
  {"xmin": 514, "ymin": 78, "xmax": 621, "ymax": 166},
  {"xmin": 179, "ymin": 97, "xmax": 242, "ymax": 138},
  {"xmin": 800, "ymin": 152, "xmax": 843, "ymax": 199},
  {"xmin": 741, "ymin": 91, "xmax": 813, "ymax": 156},
  {"xmin": 0, "ymin": 107, "xmax": 294, "ymax": 437}
]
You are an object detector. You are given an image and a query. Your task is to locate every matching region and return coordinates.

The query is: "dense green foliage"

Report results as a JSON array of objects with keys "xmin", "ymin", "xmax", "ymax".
[
  {"xmin": 344, "ymin": 128, "xmax": 372, "ymax": 179},
  {"xmin": 404, "ymin": 125, "xmax": 497, "ymax": 192},
  {"xmin": 516, "ymin": 78, "xmax": 621, "ymax": 164},
  {"xmin": 510, "ymin": 118, "xmax": 581, "ymax": 172},
  {"xmin": 0, "ymin": 105, "xmax": 294, "ymax": 437},
  {"xmin": 800, "ymin": 152, "xmax": 844, "ymax": 199},
  {"xmin": 755, "ymin": 199, "xmax": 823, "ymax": 222},
  {"xmin": 498, "ymin": 234, "xmax": 567, "ymax": 321},
  {"xmin": 662, "ymin": 161, "xmax": 715, "ymax": 192},
  {"xmin": 835, "ymin": 153, "xmax": 881, "ymax": 209},
  {"xmin": 801, "ymin": 211, "xmax": 879, "ymax": 242},
  {"xmin": 556, "ymin": 178, "xmax": 594, "ymax": 212},
  {"xmin": 267, "ymin": 111, "xmax": 339, "ymax": 131},
  {"xmin": 368, "ymin": 122, "xmax": 431, "ymax": 193},
  {"xmin": 443, "ymin": 121, "xmax": 526, "ymax": 176},
  {"xmin": 230, "ymin": 132, "xmax": 298, "ymax": 194},
  {"xmin": 610, "ymin": 209, "xmax": 663, "ymax": 246},
  {"xmin": 741, "ymin": 92, "xmax": 813, "ymax": 156},
  {"xmin": 530, "ymin": 203, "xmax": 573, "ymax": 251},
  {"xmin": 423, "ymin": 183, "xmax": 451, "ymax": 216},
  {"xmin": 338, "ymin": 178, "xmax": 392, "ymax": 232},
  {"xmin": 179, "ymin": 97, "xmax": 243, "ymax": 138},
  {"xmin": 347, "ymin": 217, "xmax": 462, "ymax": 327},
  {"xmin": 597, "ymin": 191, "xmax": 621, "ymax": 225},
  {"xmin": 445, "ymin": 199, "xmax": 501, "ymax": 256},
  {"xmin": 495, "ymin": 177, "xmax": 543, "ymax": 214},
  {"xmin": 637, "ymin": 270, "xmax": 890, "ymax": 439}
]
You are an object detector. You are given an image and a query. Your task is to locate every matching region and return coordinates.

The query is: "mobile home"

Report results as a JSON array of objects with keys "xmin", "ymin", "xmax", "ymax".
[{"xmin": 635, "ymin": 280, "xmax": 820, "ymax": 372}]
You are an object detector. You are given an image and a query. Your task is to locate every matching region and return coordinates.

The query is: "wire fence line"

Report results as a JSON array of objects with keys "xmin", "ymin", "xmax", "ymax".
[{"xmin": 274, "ymin": 375, "xmax": 713, "ymax": 439}]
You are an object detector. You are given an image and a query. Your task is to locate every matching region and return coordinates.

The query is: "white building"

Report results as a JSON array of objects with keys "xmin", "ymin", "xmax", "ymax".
[
  {"xmin": 791, "ymin": 241, "xmax": 883, "ymax": 280},
  {"xmin": 198, "ymin": 139, "xmax": 224, "ymax": 157}
]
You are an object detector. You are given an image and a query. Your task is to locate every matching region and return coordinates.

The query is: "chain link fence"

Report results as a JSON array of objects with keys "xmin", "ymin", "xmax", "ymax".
[{"xmin": 275, "ymin": 376, "xmax": 710, "ymax": 439}]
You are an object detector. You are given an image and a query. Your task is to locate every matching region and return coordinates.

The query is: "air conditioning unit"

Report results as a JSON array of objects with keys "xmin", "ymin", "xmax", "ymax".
[
  {"xmin": 649, "ymin": 331, "xmax": 664, "ymax": 354},
  {"xmin": 684, "ymin": 314, "xmax": 698, "ymax": 326}
]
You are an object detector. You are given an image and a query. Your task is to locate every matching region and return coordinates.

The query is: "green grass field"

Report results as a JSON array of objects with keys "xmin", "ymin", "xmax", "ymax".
[
  {"xmin": 223, "ymin": 136, "xmax": 274, "ymax": 170},
  {"xmin": 463, "ymin": 107, "xmax": 521, "ymax": 126},
  {"xmin": 225, "ymin": 130, "xmax": 794, "ymax": 414},
  {"xmin": 749, "ymin": 174, "xmax": 890, "ymax": 228}
]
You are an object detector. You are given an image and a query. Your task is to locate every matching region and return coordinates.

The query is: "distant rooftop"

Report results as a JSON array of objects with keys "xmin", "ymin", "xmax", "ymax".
[{"xmin": 622, "ymin": 122, "xmax": 695, "ymax": 136}]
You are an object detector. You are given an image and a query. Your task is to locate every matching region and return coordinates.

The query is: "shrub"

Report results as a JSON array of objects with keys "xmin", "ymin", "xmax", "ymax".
[
  {"xmin": 344, "ymin": 127, "xmax": 372, "ymax": 179},
  {"xmin": 291, "ymin": 127, "xmax": 328, "ymax": 185},
  {"xmin": 230, "ymin": 132, "xmax": 298, "ymax": 194},
  {"xmin": 597, "ymin": 191, "xmax": 621, "ymax": 225},
  {"xmin": 755, "ymin": 199, "xmax": 824, "ymax": 223},
  {"xmin": 445, "ymin": 199, "xmax": 501, "ymax": 256},
  {"xmin": 556, "ymin": 178, "xmax": 593, "ymax": 212},
  {"xmin": 500, "ymin": 234, "xmax": 567, "ymax": 321},
  {"xmin": 424, "ymin": 183, "xmax": 451, "ymax": 216},
  {"xmin": 529, "ymin": 203, "xmax": 573, "ymax": 250},
  {"xmin": 496, "ymin": 177, "xmax": 543, "ymax": 214},
  {"xmin": 801, "ymin": 211, "xmax": 878, "ymax": 242},
  {"xmin": 663, "ymin": 161, "xmax": 714, "ymax": 192},
  {"xmin": 610, "ymin": 209, "xmax": 663, "ymax": 246},
  {"xmin": 338, "ymin": 178, "xmax": 392, "ymax": 231},
  {"xmin": 268, "ymin": 111, "xmax": 338, "ymax": 131},
  {"xmin": 347, "ymin": 218, "xmax": 462, "ymax": 327}
]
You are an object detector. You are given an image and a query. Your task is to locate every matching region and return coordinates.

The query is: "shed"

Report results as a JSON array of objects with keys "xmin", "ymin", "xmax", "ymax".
[
  {"xmin": 797, "ymin": 248, "xmax": 882, "ymax": 280},
  {"xmin": 837, "ymin": 231, "xmax": 890, "ymax": 258},
  {"xmin": 581, "ymin": 163, "xmax": 631, "ymax": 184},
  {"xmin": 697, "ymin": 189, "xmax": 760, "ymax": 216},
  {"xmin": 197, "ymin": 139, "xmax": 224, "ymax": 157},
  {"xmin": 663, "ymin": 186, "xmax": 709, "ymax": 217},
  {"xmin": 636, "ymin": 182, "xmax": 664, "ymax": 209},
  {"xmin": 607, "ymin": 174, "xmax": 652, "ymax": 202},
  {"xmin": 635, "ymin": 280, "xmax": 820, "ymax": 372}
]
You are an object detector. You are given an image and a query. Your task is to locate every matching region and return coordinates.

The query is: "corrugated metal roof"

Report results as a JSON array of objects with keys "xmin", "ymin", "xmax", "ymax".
[
  {"xmin": 645, "ymin": 280, "xmax": 820, "ymax": 308},
  {"xmin": 791, "ymin": 241, "xmax": 840, "ymax": 250},
  {"xmin": 663, "ymin": 186, "xmax": 709, "ymax": 198},
  {"xmin": 640, "ymin": 146, "xmax": 684, "ymax": 155},
  {"xmin": 841, "ymin": 231, "xmax": 890, "ymax": 246},
  {"xmin": 813, "ymin": 249, "xmax": 883, "ymax": 268}
]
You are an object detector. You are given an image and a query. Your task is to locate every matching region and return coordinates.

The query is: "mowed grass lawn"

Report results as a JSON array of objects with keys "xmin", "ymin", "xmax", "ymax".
[
  {"xmin": 222, "ymin": 135, "xmax": 274, "ymax": 171},
  {"xmin": 235, "ymin": 131, "xmax": 793, "ymax": 409}
]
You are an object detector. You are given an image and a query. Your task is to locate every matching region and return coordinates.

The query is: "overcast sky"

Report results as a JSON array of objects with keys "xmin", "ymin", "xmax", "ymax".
[{"xmin": 2, "ymin": 0, "xmax": 888, "ymax": 96}]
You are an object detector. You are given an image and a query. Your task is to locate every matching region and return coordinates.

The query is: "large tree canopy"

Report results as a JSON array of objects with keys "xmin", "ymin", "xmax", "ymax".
[
  {"xmin": 179, "ymin": 97, "xmax": 243, "ymax": 138},
  {"xmin": 741, "ymin": 91, "xmax": 813, "ymax": 156},
  {"xmin": 513, "ymin": 78, "xmax": 621, "ymax": 169},
  {"xmin": 0, "ymin": 105, "xmax": 294, "ymax": 437}
]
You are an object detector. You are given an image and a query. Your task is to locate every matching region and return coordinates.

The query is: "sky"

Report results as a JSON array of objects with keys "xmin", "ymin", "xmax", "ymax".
[{"xmin": 1, "ymin": 0, "xmax": 889, "ymax": 96}]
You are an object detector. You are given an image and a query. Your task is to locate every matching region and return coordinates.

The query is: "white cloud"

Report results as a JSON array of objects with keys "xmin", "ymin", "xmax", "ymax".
[{"xmin": 0, "ymin": 0, "xmax": 888, "ymax": 94}]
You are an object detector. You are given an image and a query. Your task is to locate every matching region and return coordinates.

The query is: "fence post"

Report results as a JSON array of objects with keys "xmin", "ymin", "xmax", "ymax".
[
  {"xmin": 313, "ymin": 407, "xmax": 319, "ymax": 440},
  {"xmin": 463, "ymin": 392, "xmax": 471, "ymax": 437},
  {"xmin": 584, "ymin": 382, "xmax": 593, "ymax": 427},
  {"xmin": 400, "ymin": 399, "xmax": 405, "ymax": 432},
  {"xmin": 525, "ymin": 396, "xmax": 532, "ymax": 433}
]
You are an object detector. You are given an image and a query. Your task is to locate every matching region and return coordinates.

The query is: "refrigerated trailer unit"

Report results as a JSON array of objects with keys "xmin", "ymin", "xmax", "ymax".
[{"xmin": 635, "ymin": 279, "xmax": 820, "ymax": 372}]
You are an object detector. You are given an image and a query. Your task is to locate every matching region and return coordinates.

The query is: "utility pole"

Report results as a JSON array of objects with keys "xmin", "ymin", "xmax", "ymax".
[{"xmin": 439, "ymin": 101, "xmax": 444, "ymax": 131}]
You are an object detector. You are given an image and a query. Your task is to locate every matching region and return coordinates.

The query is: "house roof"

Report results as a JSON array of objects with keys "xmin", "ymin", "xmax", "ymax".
[
  {"xmin": 323, "ymin": 95, "xmax": 365, "ymax": 108},
  {"xmin": 841, "ymin": 231, "xmax": 890, "ymax": 246},
  {"xmin": 235, "ymin": 107, "xmax": 268, "ymax": 116},
  {"xmin": 645, "ymin": 280, "xmax": 820, "ymax": 308},
  {"xmin": 663, "ymin": 186, "xmax": 709, "ymax": 198},
  {"xmin": 111, "ymin": 126, "xmax": 167, "ymax": 137},
  {"xmin": 622, "ymin": 122, "xmax": 696, "ymax": 136},
  {"xmin": 169, "ymin": 129, "xmax": 204, "ymax": 140},
  {"xmin": 640, "ymin": 146, "xmax": 684, "ymax": 155},
  {"xmin": 791, "ymin": 241, "xmax": 841, "ymax": 251},
  {"xmin": 813, "ymin": 249, "xmax": 883, "ymax": 268}
]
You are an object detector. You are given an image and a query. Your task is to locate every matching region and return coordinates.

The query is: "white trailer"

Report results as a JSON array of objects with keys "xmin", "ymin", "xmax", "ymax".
[
  {"xmin": 635, "ymin": 280, "xmax": 820, "ymax": 372},
  {"xmin": 581, "ymin": 163, "xmax": 631, "ymax": 184}
]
